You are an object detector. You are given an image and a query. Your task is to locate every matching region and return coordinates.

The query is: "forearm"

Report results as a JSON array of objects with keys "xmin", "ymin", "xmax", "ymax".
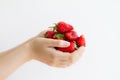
[{"xmin": 0, "ymin": 41, "xmax": 32, "ymax": 80}]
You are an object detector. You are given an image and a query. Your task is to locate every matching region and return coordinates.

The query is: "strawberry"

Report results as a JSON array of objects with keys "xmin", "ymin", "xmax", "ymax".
[
  {"xmin": 65, "ymin": 31, "xmax": 78, "ymax": 41},
  {"xmin": 76, "ymin": 35, "xmax": 86, "ymax": 47},
  {"xmin": 44, "ymin": 21, "xmax": 86, "ymax": 53},
  {"xmin": 44, "ymin": 31, "xmax": 56, "ymax": 38},
  {"xmin": 56, "ymin": 21, "xmax": 73, "ymax": 33},
  {"xmin": 57, "ymin": 41, "xmax": 75, "ymax": 53}
]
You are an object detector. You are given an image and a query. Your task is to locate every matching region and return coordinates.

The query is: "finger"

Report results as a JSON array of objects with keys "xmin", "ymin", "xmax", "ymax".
[
  {"xmin": 55, "ymin": 64, "xmax": 70, "ymax": 68},
  {"xmin": 47, "ymin": 39, "xmax": 70, "ymax": 47},
  {"xmin": 55, "ymin": 59, "xmax": 71, "ymax": 68},
  {"xmin": 53, "ymin": 54, "xmax": 71, "ymax": 67},
  {"xmin": 48, "ymin": 47, "xmax": 72, "ymax": 59},
  {"xmin": 38, "ymin": 38, "xmax": 70, "ymax": 47},
  {"xmin": 54, "ymin": 65, "xmax": 69, "ymax": 68},
  {"xmin": 71, "ymin": 46, "xmax": 85, "ymax": 63},
  {"xmin": 58, "ymin": 60, "xmax": 71, "ymax": 66},
  {"xmin": 45, "ymin": 48, "xmax": 71, "ymax": 67}
]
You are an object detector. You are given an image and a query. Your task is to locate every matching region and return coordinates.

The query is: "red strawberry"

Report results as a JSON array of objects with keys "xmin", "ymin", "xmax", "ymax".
[
  {"xmin": 56, "ymin": 21, "xmax": 73, "ymax": 33},
  {"xmin": 76, "ymin": 35, "xmax": 86, "ymax": 47},
  {"xmin": 57, "ymin": 41, "xmax": 75, "ymax": 53},
  {"xmin": 44, "ymin": 31, "xmax": 56, "ymax": 38},
  {"xmin": 65, "ymin": 31, "xmax": 78, "ymax": 41}
]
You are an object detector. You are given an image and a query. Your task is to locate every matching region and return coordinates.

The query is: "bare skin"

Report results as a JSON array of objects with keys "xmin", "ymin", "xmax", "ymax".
[{"xmin": 0, "ymin": 30, "xmax": 85, "ymax": 80}]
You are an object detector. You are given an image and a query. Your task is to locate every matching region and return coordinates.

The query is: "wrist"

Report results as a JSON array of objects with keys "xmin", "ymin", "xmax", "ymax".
[
  {"xmin": 22, "ymin": 41, "xmax": 34, "ymax": 62},
  {"xmin": 24, "ymin": 37, "xmax": 37, "ymax": 60}
]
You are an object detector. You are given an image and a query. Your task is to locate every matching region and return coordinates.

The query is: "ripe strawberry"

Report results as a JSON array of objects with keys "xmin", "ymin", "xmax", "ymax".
[
  {"xmin": 65, "ymin": 31, "xmax": 78, "ymax": 41},
  {"xmin": 44, "ymin": 21, "xmax": 86, "ymax": 53},
  {"xmin": 56, "ymin": 21, "xmax": 73, "ymax": 33},
  {"xmin": 44, "ymin": 31, "xmax": 56, "ymax": 38},
  {"xmin": 76, "ymin": 35, "xmax": 86, "ymax": 47},
  {"xmin": 57, "ymin": 41, "xmax": 75, "ymax": 53}
]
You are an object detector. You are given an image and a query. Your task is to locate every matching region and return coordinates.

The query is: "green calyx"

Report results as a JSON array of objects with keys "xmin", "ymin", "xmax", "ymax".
[
  {"xmin": 74, "ymin": 41, "xmax": 79, "ymax": 50},
  {"xmin": 53, "ymin": 33, "xmax": 64, "ymax": 39},
  {"xmin": 44, "ymin": 34, "xmax": 48, "ymax": 38}
]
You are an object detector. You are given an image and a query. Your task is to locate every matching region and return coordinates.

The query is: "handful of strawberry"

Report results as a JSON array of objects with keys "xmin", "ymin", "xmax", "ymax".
[{"xmin": 44, "ymin": 21, "xmax": 86, "ymax": 53}]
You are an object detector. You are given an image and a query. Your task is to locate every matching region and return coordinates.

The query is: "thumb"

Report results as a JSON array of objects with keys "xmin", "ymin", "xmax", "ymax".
[{"xmin": 41, "ymin": 38, "xmax": 70, "ymax": 47}]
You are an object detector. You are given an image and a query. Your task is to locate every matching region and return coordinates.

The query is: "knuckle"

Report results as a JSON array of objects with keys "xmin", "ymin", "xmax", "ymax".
[
  {"xmin": 48, "ymin": 60, "xmax": 54, "ymax": 66},
  {"xmin": 57, "ymin": 40, "xmax": 63, "ymax": 46},
  {"xmin": 69, "ymin": 56, "xmax": 74, "ymax": 64}
]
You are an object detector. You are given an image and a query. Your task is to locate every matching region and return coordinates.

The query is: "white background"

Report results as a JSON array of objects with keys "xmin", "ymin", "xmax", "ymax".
[{"xmin": 0, "ymin": 0, "xmax": 120, "ymax": 80}]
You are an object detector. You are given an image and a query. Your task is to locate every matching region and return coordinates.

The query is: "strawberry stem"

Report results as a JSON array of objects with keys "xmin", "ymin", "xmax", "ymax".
[{"xmin": 53, "ymin": 23, "xmax": 57, "ymax": 32}]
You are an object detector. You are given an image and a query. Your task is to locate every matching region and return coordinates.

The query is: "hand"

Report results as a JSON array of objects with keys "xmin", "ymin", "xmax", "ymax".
[
  {"xmin": 0, "ymin": 30, "xmax": 85, "ymax": 79},
  {"xmin": 28, "ymin": 30, "xmax": 85, "ymax": 68}
]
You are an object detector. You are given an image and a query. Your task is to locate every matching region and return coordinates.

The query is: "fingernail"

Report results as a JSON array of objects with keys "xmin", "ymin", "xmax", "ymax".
[{"xmin": 64, "ymin": 41, "xmax": 70, "ymax": 47}]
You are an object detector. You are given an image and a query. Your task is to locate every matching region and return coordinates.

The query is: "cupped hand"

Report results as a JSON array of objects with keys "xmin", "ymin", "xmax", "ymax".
[{"xmin": 28, "ymin": 30, "xmax": 85, "ymax": 68}]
